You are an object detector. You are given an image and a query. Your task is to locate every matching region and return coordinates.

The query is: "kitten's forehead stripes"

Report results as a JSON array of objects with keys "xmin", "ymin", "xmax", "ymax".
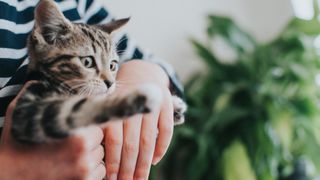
[
  {"xmin": 78, "ymin": 23, "xmax": 106, "ymax": 48},
  {"xmin": 80, "ymin": 25, "xmax": 97, "ymax": 44},
  {"xmin": 44, "ymin": 55, "xmax": 75, "ymax": 66},
  {"xmin": 76, "ymin": 23, "xmax": 113, "ymax": 74},
  {"xmin": 80, "ymin": 23, "xmax": 113, "ymax": 54},
  {"xmin": 92, "ymin": 42, "xmax": 97, "ymax": 53}
]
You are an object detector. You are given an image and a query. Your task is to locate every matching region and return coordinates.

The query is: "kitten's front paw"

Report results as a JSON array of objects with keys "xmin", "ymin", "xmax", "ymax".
[{"xmin": 127, "ymin": 84, "xmax": 162, "ymax": 115}]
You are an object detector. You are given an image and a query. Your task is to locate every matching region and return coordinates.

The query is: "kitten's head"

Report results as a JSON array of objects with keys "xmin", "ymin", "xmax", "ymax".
[{"xmin": 28, "ymin": 0, "xmax": 129, "ymax": 95}]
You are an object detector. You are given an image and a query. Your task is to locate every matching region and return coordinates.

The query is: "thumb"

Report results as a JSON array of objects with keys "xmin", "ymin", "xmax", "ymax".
[{"xmin": 1, "ymin": 81, "xmax": 38, "ymax": 144}]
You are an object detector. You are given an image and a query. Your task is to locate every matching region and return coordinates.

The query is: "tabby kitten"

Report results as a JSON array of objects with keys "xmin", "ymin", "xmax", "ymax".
[{"xmin": 11, "ymin": 0, "xmax": 187, "ymax": 144}]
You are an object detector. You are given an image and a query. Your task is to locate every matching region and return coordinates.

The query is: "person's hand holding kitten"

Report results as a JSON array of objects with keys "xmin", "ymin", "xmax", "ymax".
[
  {"xmin": 104, "ymin": 60, "xmax": 176, "ymax": 180},
  {"xmin": 3, "ymin": 0, "xmax": 187, "ymax": 179},
  {"xmin": 0, "ymin": 81, "xmax": 106, "ymax": 180}
]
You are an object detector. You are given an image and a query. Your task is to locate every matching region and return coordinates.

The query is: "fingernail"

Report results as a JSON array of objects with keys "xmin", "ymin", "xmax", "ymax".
[
  {"xmin": 152, "ymin": 158, "xmax": 160, "ymax": 165},
  {"xmin": 109, "ymin": 174, "xmax": 117, "ymax": 180}
]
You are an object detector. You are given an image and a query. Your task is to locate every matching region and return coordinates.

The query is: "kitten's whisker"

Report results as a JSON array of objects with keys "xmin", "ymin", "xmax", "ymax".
[
  {"xmin": 82, "ymin": 88, "xmax": 89, "ymax": 96},
  {"xmin": 115, "ymin": 80, "xmax": 130, "ymax": 84},
  {"xmin": 63, "ymin": 79, "xmax": 86, "ymax": 83},
  {"xmin": 63, "ymin": 80, "xmax": 87, "ymax": 85},
  {"xmin": 62, "ymin": 79, "xmax": 87, "ymax": 87},
  {"xmin": 78, "ymin": 85, "xmax": 89, "ymax": 95},
  {"xmin": 61, "ymin": 80, "xmax": 89, "ymax": 92},
  {"xmin": 69, "ymin": 83, "xmax": 88, "ymax": 90},
  {"xmin": 88, "ymin": 84, "xmax": 93, "ymax": 95}
]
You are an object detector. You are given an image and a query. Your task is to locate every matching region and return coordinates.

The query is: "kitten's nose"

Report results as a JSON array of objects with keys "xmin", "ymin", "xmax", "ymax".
[{"xmin": 104, "ymin": 80, "xmax": 113, "ymax": 88}]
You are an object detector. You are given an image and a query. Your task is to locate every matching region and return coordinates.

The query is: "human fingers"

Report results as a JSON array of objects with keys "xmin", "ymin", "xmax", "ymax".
[
  {"xmin": 87, "ymin": 163, "xmax": 106, "ymax": 180},
  {"xmin": 55, "ymin": 129, "xmax": 104, "ymax": 179},
  {"xmin": 73, "ymin": 126, "xmax": 104, "ymax": 151},
  {"xmin": 87, "ymin": 145, "xmax": 105, "ymax": 172},
  {"xmin": 118, "ymin": 115, "xmax": 142, "ymax": 180},
  {"xmin": 152, "ymin": 91, "xmax": 174, "ymax": 165},
  {"xmin": 134, "ymin": 110, "xmax": 159, "ymax": 179},
  {"xmin": 1, "ymin": 81, "xmax": 37, "ymax": 144},
  {"xmin": 86, "ymin": 145, "xmax": 105, "ymax": 180},
  {"xmin": 104, "ymin": 121, "xmax": 123, "ymax": 180}
]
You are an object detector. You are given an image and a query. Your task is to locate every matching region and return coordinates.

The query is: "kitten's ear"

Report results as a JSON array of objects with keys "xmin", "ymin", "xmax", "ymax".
[
  {"xmin": 34, "ymin": 0, "xmax": 72, "ymax": 44},
  {"xmin": 99, "ymin": 18, "xmax": 130, "ymax": 34}
]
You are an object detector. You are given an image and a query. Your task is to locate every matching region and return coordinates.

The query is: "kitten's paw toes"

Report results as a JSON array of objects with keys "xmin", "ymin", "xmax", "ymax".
[
  {"xmin": 174, "ymin": 112, "xmax": 185, "ymax": 125},
  {"xmin": 131, "ymin": 84, "xmax": 162, "ymax": 114},
  {"xmin": 172, "ymin": 95, "xmax": 187, "ymax": 125}
]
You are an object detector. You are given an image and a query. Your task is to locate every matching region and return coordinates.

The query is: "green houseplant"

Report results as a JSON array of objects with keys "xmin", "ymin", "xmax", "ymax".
[{"xmin": 151, "ymin": 7, "xmax": 320, "ymax": 180}]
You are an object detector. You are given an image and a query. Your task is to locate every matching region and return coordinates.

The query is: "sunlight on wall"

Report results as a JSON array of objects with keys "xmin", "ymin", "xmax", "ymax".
[
  {"xmin": 291, "ymin": 0, "xmax": 314, "ymax": 20},
  {"xmin": 105, "ymin": 0, "xmax": 293, "ymax": 81}
]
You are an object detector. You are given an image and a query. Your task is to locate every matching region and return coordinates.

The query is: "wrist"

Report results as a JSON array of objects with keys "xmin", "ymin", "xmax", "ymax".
[{"xmin": 118, "ymin": 60, "xmax": 170, "ymax": 88}]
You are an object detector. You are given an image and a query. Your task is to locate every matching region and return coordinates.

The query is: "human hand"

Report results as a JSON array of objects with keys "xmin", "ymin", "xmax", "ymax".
[
  {"xmin": 104, "ymin": 60, "xmax": 174, "ymax": 180},
  {"xmin": 0, "ymin": 81, "xmax": 105, "ymax": 180}
]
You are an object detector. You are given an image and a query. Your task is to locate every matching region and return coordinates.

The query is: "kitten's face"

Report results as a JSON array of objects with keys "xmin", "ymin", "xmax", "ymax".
[{"xmin": 28, "ymin": 0, "xmax": 129, "ymax": 95}]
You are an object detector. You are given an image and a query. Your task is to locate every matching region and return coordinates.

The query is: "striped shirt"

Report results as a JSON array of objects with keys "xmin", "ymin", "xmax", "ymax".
[{"xmin": 0, "ymin": 0, "xmax": 183, "ymax": 128}]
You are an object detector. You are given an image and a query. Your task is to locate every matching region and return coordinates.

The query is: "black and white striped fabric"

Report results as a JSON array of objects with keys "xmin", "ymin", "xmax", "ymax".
[{"xmin": 0, "ymin": 0, "xmax": 183, "ymax": 128}]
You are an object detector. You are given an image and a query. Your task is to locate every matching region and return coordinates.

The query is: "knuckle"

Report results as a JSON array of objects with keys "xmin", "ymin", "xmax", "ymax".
[
  {"xmin": 94, "ymin": 145, "xmax": 105, "ymax": 161},
  {"xmin": 123, "ymin": 141, "xmax": 138, "ymax": 154},
  {"xmin": 98, "ymin": 145, "xmax": 104, "ymax": 155},
  {"xmin": 95, "ymin": 127, "xmax": 104, "ymax": 139},
  {"xmin": 85, "ymin": 164, "xmax": 106, "ymax": 180},
  {"xmin": 140, "ymin": 135, "xmax": 155, "ymax": 150},
  {"xmin": 96, "ymin": 164, "xmax": 107, "ymax": 179},
  {"xmin": 96, "ymin": 144, "xmax": 104, "ymax": 152},
  {"xmin": 105, "ymin": 134, "xmax": 122, "ymax": 146},
  {"xmin": 101, "ymin": 166, "xmax": 107, "ymax": 178}
]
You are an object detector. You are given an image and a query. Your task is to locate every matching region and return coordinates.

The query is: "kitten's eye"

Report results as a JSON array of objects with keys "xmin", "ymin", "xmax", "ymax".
[
  {"xmin": 110, "ymin": 60, "xmax": 119, "ymax": 72},
  {"xmin": 80, "ymin": 57, "xmax": 95, "ymax": 68}
]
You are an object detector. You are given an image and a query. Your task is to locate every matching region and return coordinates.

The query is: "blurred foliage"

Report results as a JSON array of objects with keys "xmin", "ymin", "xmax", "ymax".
[{"xmin": 150, "ymin": 3, "xmax": 320, "ymax": 180}]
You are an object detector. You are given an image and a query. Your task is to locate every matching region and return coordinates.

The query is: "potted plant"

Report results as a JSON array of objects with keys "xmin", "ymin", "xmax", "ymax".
[{"xmin": 151, "ymin": 9, "xmax": 320, "ymax": 180}]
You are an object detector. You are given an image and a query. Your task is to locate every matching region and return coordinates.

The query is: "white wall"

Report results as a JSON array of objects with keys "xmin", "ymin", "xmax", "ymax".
[{"xmin": 104, "ymin": 0, "xmax": 293, "ymax": 81}]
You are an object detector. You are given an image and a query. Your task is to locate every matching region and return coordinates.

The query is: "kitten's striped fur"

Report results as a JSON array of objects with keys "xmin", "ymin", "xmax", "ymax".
[{"xmin": 11, "ymin": 0, "xmax": 186, "ymax": 144}]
